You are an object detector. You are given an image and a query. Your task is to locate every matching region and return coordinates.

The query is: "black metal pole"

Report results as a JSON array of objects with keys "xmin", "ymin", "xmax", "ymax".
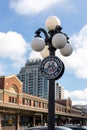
[
  {"xmin": 48, "ymin": 46, "xmax": 55, "ymax": 130},
  {"xmin": 34, "ymin": 26, "xmax": 66, "ymax": 130},
  {"xmin": 48, "ymin": 79, "xmax": 55, "ymax": 130}
]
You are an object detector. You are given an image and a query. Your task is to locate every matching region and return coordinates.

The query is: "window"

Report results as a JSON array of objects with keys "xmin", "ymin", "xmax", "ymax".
[
  {"xmin": 9, "ymin": 97, "xmax": 11, "ymax": 102},
  {"xmin": 9, "ymin": 96, "xmax": 17, "ymax": 104},
  {"xmin": 0, "ymin": 93, "xmax": 3, "ymax": 101},
  {"xmin": 29, "ymin": 99, "xmax": 31, "ymax": 106}
]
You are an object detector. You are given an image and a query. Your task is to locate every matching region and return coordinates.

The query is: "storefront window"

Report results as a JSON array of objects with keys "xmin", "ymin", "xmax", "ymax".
[
  {"xmin": 20, "ymin": 115, "xmax": 29, "ymax": 126},
  {"xmin": 1, "ymin": 114, "xmax": 17, "ymax": 126},
  {"xmin": 20, "ymin": 115, "xmax": 33, "ymax": 126}
]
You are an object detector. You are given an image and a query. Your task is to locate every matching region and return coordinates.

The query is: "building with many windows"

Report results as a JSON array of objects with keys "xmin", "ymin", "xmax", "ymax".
[
  {"xmin": 17, "ymin": 59, "xmax": 65, "ymax": 100},
  {"xmin": 55, "ymin": 83, "xmax": 64, "ymax": 100},
  {"xmin": 0, "ymin": 75, "xmax": 87, "ymax": 130},
  {"xmin": 17, "ymin": 59, "xmax": 49, "ymax": 99}
]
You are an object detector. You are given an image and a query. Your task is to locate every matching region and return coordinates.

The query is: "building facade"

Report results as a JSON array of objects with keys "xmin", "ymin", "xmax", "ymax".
[
  {"xmin": 0, "ymin": 75, "xmax": 87, "ymax": 130},
  {"xmin": 55, "ymin": 83, "xmax": 64, "ymax": 100},
  {"xmin": 17, "ymin": 59, "xmax": 49, "ymax": 99}
]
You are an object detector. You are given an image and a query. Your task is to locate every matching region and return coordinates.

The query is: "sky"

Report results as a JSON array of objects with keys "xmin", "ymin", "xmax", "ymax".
[{"xmin": 0, "ymin": 0, "xmax": 87, "ymax": 105}]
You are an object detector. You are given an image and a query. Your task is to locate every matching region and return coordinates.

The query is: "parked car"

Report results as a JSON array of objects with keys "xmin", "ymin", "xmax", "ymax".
[
  {"xmin": 64, "ymin": 124, "xmax": 87, "ymax": 130},
  {"xmin": 64, "ymin": 124, "xmax": 80, "ymax": 127},
  {"xmin": 25, "ymin": 126, "xmax": 73, "ymax": 130},
  {"xmin": 66, "ymin": 125, "xmax": 87, "ymax": 130},
  {"xmin": 81, "ymin": 126, "xmax": 87, "ymax": 130}
]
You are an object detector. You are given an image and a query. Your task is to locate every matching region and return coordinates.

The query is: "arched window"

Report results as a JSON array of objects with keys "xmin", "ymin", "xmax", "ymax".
[
  {"xmin": 9, "ymin": 85, "xmax": 18, "ymax": 103},
  {"xmin": 9, "ymin": 85, "xmax": 18, "ymax": 94}
]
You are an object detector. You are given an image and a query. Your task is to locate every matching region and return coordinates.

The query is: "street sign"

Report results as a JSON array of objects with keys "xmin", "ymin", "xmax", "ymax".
[{"xmin": 40, "ymin": 56, "xmax": 64, "ymax": 80}]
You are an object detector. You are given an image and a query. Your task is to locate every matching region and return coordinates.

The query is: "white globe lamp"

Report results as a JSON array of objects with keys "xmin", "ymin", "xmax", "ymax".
[
  {"xmin": 45, "ymin": 16, "xmax": 61, "ymax": 31},
  {"xmin": 40, "ymin": 45, "xmax": 49, "ymax": 58},
  {"xmin": 52, "ymin": 33, "xmax": 67, "ymax": 49},
  {"xmin": 31, "ymin": 37, "xmax": 45, "ymax": 52},
  {"xmin": 60, "ymin": 43, "xmax": 73, "ymax": 56}
]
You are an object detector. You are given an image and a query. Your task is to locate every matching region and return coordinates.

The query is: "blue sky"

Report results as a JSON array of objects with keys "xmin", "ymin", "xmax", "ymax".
[{"xmin": 0, "ymin": 0, "xmax": 87, "ymax": 105}]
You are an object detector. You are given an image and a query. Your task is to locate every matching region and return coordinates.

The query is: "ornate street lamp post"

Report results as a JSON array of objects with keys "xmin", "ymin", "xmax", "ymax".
[{"xmin": 31, "ymin": 16, "xmax": 73, "ymax": 130}]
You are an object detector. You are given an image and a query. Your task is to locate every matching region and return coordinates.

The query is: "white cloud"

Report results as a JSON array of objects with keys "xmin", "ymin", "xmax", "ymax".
[
  {"xmin": 69, "ymin": 25, "xmax": 87, "ymax": 79},
  {"xmin": 29, "ymin": 51, "xmax": 42, "ymax": 59},
  {"xmin": 0, "ymin": 31, "xmax": 29, "ymax": 72},
  {"xmin": 0, "ymin": 31, "xmax": 27, "ymax": 57},
  {"xmin": 64, "ymin": 89, "xmax": 87, "ymax": 105},
  {"xmin": 55, "ymin": 24, "xmax": 87, "ymax": 79},
  {"xmin": 9, "ymin": 0, "xmax": 65, "ymax": 15}
]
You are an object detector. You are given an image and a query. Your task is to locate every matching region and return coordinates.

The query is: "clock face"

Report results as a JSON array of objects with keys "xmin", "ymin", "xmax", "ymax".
[{"xmin": 40, "ymin": 56, "xmax": 65, "ymax": 80}]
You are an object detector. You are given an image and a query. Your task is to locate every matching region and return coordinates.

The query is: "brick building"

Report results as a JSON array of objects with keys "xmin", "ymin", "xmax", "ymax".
[
  {"xmin": 0, "ymin": 75, "xmax": 22, "ymax": 104},
  {"xmin": 0, "ymin": 75, "xmax": 87, "ymax": 130}
]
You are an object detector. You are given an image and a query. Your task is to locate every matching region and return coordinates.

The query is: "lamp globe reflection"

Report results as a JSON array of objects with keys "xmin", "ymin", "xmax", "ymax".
[{"xmin": 31, "ymin": 16, "xmax": 73, "ymax": 130}]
